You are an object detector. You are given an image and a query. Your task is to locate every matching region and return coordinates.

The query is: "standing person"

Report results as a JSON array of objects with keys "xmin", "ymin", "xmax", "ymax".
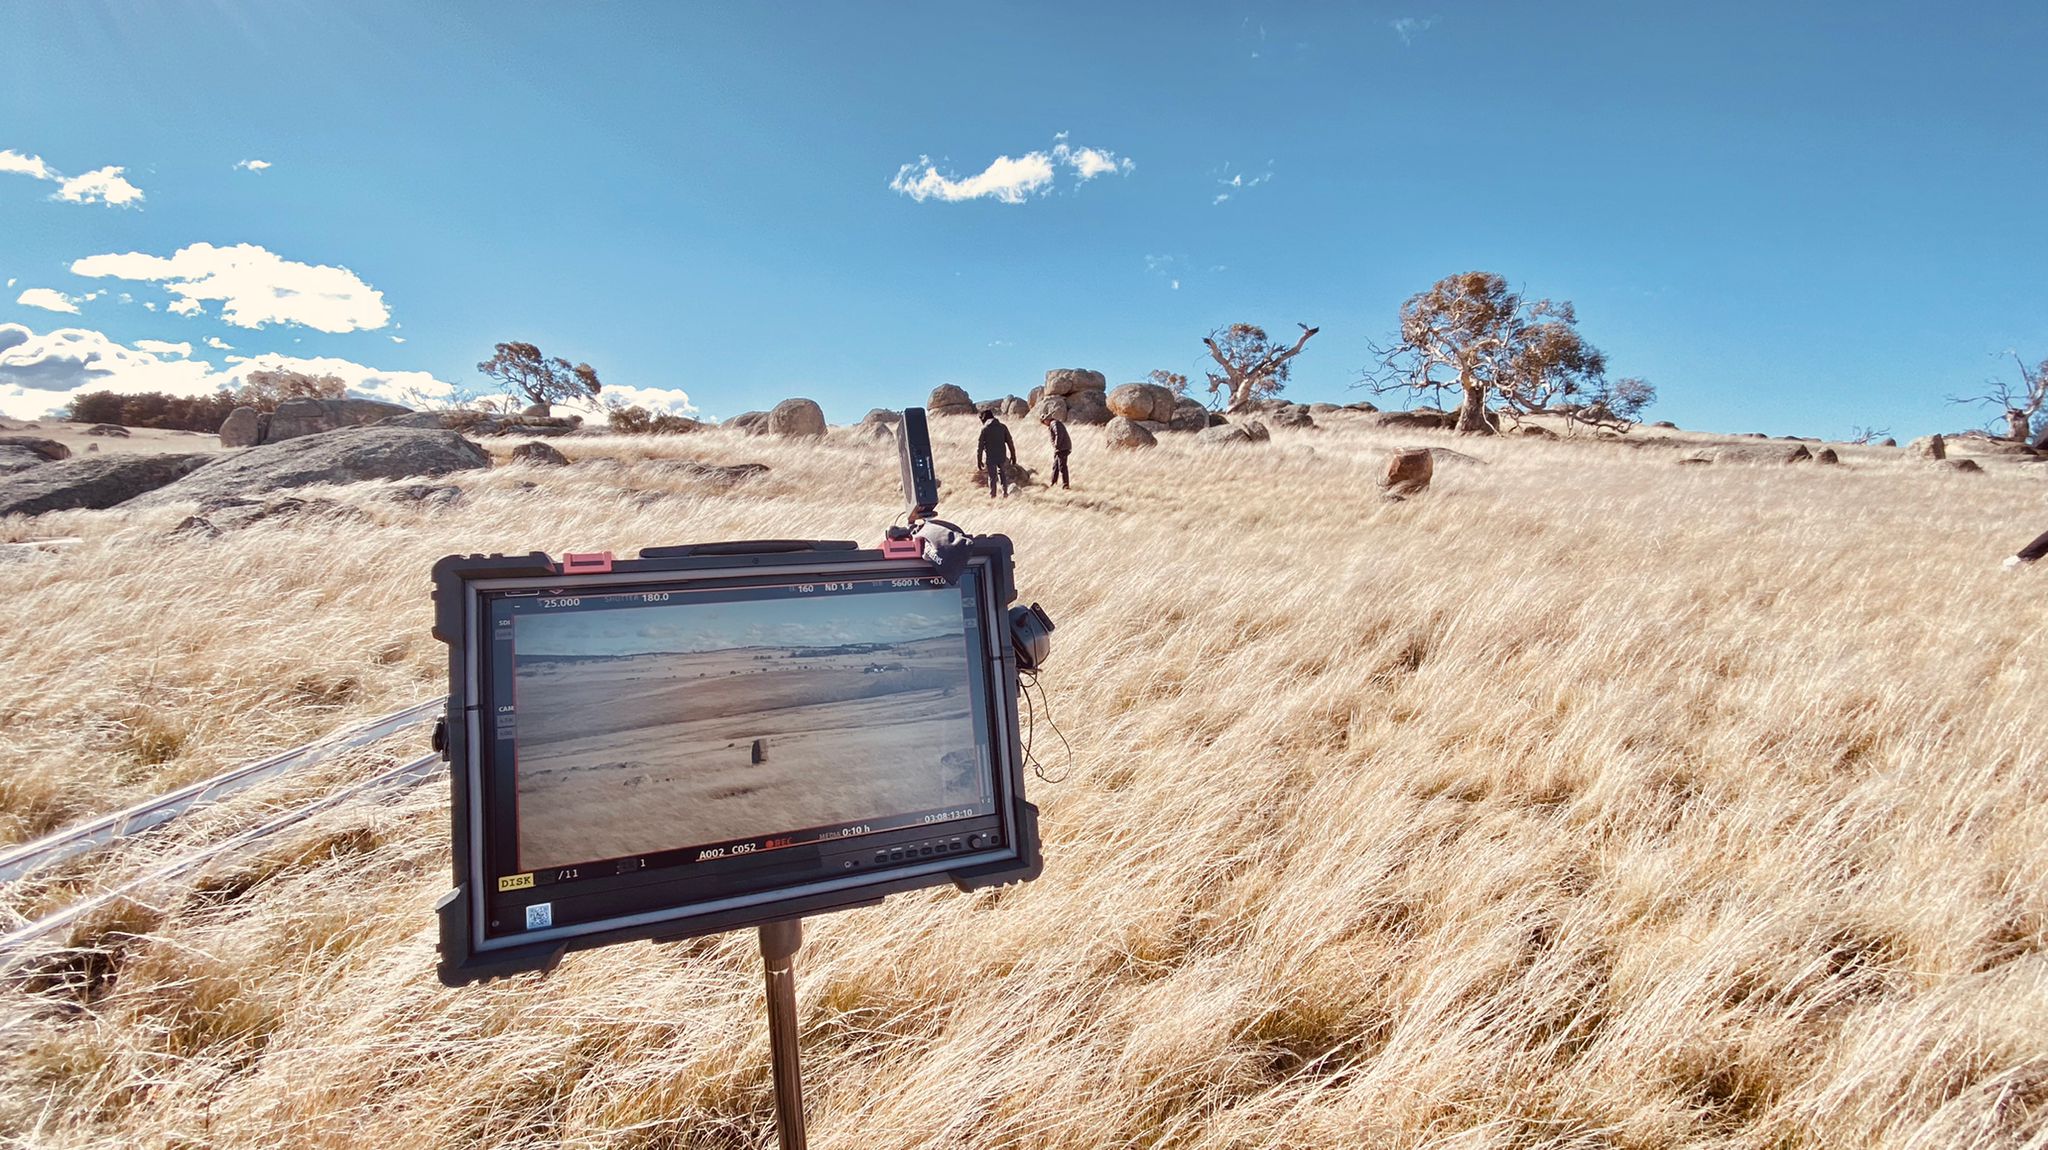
[
  {"xmin": 976, "ymin": 410, "xmax": 1018, "ymax": 498},
  {"xmin": 1042, "ymin": 412, "xmax": 1072, "ymax": 489}
]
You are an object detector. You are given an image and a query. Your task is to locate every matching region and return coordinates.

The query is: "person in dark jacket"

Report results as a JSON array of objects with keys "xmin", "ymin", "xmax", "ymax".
[
  {"xmin": 976, "ymin": 410, "xmax": 1018, "ymax": 497},
  {"xmin": 1042, "ymin": 413, "xmax": 1071, "ymax": 489}
]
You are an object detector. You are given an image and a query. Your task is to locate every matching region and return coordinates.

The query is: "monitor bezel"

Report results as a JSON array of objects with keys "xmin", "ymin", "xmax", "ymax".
[{"xmin": 432, "ymin": 539, "xmax": 1041, "ymax": 985}]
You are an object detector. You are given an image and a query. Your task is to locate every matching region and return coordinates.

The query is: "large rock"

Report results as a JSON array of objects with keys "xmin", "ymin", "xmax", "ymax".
[
  {"xmin": 1064, "ymin": 389, "xmax": 1112, "ymax": 425},
  {"xmin": 1362, "ymin": 410, "xmax": 1452, "ymax": 430},
  {"xmin": 219, "ymin": 406, "xmax": 264, "ymax": 447},
  {"xmin": 1104, "ymin": 416, "xmax": 1157, "ymax": 450},
  {"xmin": 128, "ymin": 428, "xmax": 489, "ymax": 507},
  {"xmin": 1168, "ymin": 398, "xmax": 1209, "ymax": 432},
  {"xmin": 1000, "ymin": 395, "xmax": 1030, "ymax": 418},
  {"xmin": 768, "ymin": 398, "xmax": 827, "ymax": 438},
  {"xmin": 84, "ymin": 424, "xmax": 130, "ymax": 437},
  {"xmin": 1043, "ymin": 369, "xmax": 1107, "ymax": 398},
  {"xmin": 1935, "ymin": 458, "xmax": 1983, "ymax": 474},
  {"xmin": 0, "ymin": 435, "xmax": 69, "ymax": 462},
  {"xmin": 1241, "ymin": 419, "xmax": 1271, "ymax": 443},
  {"xmin": 510, "ymin": 441, "xmax": 570, "ymax": 466},
  {"xmin": 861, "ymin": 408, "xmax": 902, "ymax": 426},
  {"xmin": 1195, "ymin": 424, "xmax": 1254, "ymax": 447},
  {"xmin": 0, "ymin": 446, "xmax": 48, "ymax": 474},
  {"xmin": 928, "ymin": 384, "xmax": 976, "ymax": 416},
  {"xmin": 727, "ymin": 411, "xmax": 771, "ymax": 435},
  {"xmin": 1029, "ymin": 395, "xmax": 1068, "ymax": 423},
  {"xmin": 1107, "ymin": 382, "xmax": 1178, "ymax": 423},
  {"xmin": 1695, "ymin": 443, "xmax": 1813, "ymax": 465},
  {"xmin": 1907, "ymin": 434, "xmax": 1945, "ymax": 461},
  {"xmin": 1381, "ymin": 449, "xmax": 1434, "ymax": 497},
  {"xmin": 0, "ymin": 453, "xmax": 215, "ymax": 516},
  {"xmin": 1267, "ymin": 404, "xmax": 1316, "ymax": 429},
  {"xmin": 265, "ymin": 398, "xmax": 413, "ymax": 443}
]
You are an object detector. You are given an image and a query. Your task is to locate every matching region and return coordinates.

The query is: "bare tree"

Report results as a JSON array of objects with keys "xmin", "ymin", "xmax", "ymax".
[
  {"xmin": 237, "ymin": 368, "xmax": 346, "ymax": 410},
  {"xmin": 1848, "ymin": 424, "xmax": 1892, "ymax": 446},
  {"xmin": 477, "ymin": 341, "xmax": 603, "ymax": 414},
  {"xmin": 1947, "ymin": 352, "xmax": 2047, "ymax": 442},
  {"xmin": 1202, "ymin": 322, "xmax": 1319, "ymax": 412},
  {"xmin": 1364, "ymin": 271, "xmax": 1653, "ymax": 434},
  {"xmin": 1146, "ymin": 369, "xmax": 1189, "ymax": 396}
]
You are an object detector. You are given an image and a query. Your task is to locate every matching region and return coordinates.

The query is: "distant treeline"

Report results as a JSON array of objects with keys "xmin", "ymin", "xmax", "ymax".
[{"xmin": 62, "ymin": 370, "xmax": 348, "ymax": 432}]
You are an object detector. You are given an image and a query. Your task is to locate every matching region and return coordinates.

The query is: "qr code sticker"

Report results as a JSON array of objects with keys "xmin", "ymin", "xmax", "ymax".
[{"xmin": 525, "ymin": 902, "xmax": 553, "ymax": 930}]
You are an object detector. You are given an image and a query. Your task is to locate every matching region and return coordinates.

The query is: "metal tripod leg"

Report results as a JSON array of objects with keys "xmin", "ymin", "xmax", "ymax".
[{"xmin": 758, "ymin": 919, "xmax": 807, "ymax": 1150}]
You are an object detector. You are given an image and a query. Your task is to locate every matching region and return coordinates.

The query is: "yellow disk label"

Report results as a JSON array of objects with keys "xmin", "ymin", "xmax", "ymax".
[{"xmin": 497, "ymin": 873, "xmax": 534, "ymax": 891}]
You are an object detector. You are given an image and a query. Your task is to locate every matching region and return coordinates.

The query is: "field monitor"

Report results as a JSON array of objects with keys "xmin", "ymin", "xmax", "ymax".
[{"xmin": 431, "ymin": 536, "xmax": 1042, "ymax": 985}]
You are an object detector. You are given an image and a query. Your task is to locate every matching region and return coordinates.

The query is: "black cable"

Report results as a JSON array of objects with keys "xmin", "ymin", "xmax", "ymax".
[{"xmin": 1019, "ymin": 668, "xmax": 1071, "ymax": 784}]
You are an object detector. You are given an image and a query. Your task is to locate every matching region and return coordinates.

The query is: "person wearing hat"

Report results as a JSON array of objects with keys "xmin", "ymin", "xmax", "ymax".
[
  {"xmin": 1041, "ymin": 412, "xmax": 1071, "ymax": 490},
  {"xmin": 976, "ymin": 409, "xmax": 1019, "ymax": 498}
]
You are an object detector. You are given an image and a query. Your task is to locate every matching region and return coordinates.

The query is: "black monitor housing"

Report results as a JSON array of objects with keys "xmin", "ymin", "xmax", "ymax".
[{"xmin": 431, "ymin": 535, "xmax": 1041, "ymax": 986}]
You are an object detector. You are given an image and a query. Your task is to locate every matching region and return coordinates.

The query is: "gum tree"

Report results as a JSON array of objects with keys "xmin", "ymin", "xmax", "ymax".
[
  {"xmin": 477, "ymin": 341, "xmax": 602, "ymax": 415},
  {"xmin": 1202, "ymin": 322, "xmax": 1319, "ymax": 412}
]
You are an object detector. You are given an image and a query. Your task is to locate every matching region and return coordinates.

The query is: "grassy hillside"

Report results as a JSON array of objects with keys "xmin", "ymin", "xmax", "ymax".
[{"xmin": 3, "ymin": 415, "xmax": 2045, "ymax": 1148}]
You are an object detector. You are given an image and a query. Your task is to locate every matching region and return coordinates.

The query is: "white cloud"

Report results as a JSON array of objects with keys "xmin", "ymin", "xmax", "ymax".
[
  {"xmin": 205, "ymin": 336, "xmax": 234, "ymax": 350},
  {"xmin": 57, "ymin": 166, "xmax": 144, "ymax": 206},
  {"xmin": 891, "ymin": 136, "xmax": 1134, "ymax": 204},
  {"xmin": 17, "ymin": 288, "xmax": 80, "ymax": 314},
  {"xmin": 0, "ymin": 149, "xmax": 145, "ymax": 207},
  {"xmin": 71, "ymin": 242, "xmax": 390, "ymax": 332},
  {"xmin": 4, "ymin": 278, "xmax": 14, "ymax": 288},
  {"xmin": 235, "ymin": 159, "xmax": 272, "ymax": 172},
  {"xmin": 0, "ymin": 320, "xmax": 454, "ymax": 419},
  {"xmin": 389, "ymin": 335, "xmax": 406, "ymax": 343},
  {"xmin": 572, "ymin": 384, "xmax": 697, "ymax": 421},
  {"xmin": 1391, "ymin": 16, "xmax": 1436, "ymax": 45},
  {"xmin": 0, "ymin": 323, "xmax": 221, "ymax": 418},
  {"xmin": 1213, "ymin": 165, "xmax": 1274, "ymax": 205},
  {"xmin": 224, "ymin": 352, "xmax": 456, "ymax": 408},
  {"xmin": 0, "ymin": 150, "xmax": 54, "ymax": 180}
]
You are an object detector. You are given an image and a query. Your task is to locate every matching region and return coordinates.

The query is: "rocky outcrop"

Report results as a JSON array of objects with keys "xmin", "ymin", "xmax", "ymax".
[
  {"xmin": 1241, "ymin": 419, "xmax": 1271, "ymax": 443},
  {"xmin": 84, "ymin": 424, "xmax": 130, "ymax": 437},
  {"xmin": 1266, "ymin": 404, "xmax": 1316, "ymax": 429},
  {"xmin": 229, "ymin": 398, "xmax": 417, "ymax": 446},
  {"xmin": 1168, "ymin": 398, "xmax": 1209, "ymax": 432},
  {"xmin": 1935, "ymin": 458, "xmax": 1983, "ymax": 474},
  {"xmin": 1815, "ymin": 448, "xmax": 1840, "ymax": 465},
  {"xmin": 1107, "ymin": 382, "xmax": 1178, "ymax": 423},
  {"xmin": 220, "ymin": 406, "xmax": 264, "ymax": 447},
  {"xmin": 1686, "ymin": 443, "xmax": 1814, "ymax": 465},
  {"xmin": 510, "ymin": 441, "xmax": 570, "ymax": 466},
  {"xmin": 1381, "ymin": 449, "xmax": 1434, "ymax": 497},
  {"xmin": 1043, "ymin": 369, "xmax": 1107, "ymax": 397},
  {"xmin": 0, "ymin": 436, "xmax": 69, "ymax": 462},
  {"xmin": 727, "ymin": 411, "xmax": 771, "ymax": 435},
  {"xmin": 1361, "ymin": 410, "xmax": 1452, "ymax": 430},
  {"xmin": 1064, "ymin": 388, "xmax": 1111, "ymax": 425},
  {"xmin": 1907, "ymin": 434, "xmax": 1945, "ymax": 461},
  {"xmin": 0, "ymin": 446, "xmax": 48, "ymax": 474},
  {"xmin": 129, "ymin": 428, "xmax": 490, "ymax": 507},
  {"xmin": 861, "ymin": 408, "xmax": 902, "ymax": 426},
  {"xmin": 1104, "ymin": 416, "xmax": 1157, "ymax": 450},
  {"xmin": 378, "ymin": 410, "xmax": 579, "ymax": 438},
  {"xmin": 1000, "ymin": 395, "xmax": 1030, "ymax": 418},
  {"xmin": 768, "ymin": 398, "xmax": 827, "ymax": 438},
  {"xmin": 1196, "ymin": 424, "xmax": 1257, "ymax": 447},
  {"xmin": 928, "ymin": 384, "xmax": 976, "ymax": 417},
  {"xmin": 0, "ymin": 453, "xmax": 215, "ymax": 516}
]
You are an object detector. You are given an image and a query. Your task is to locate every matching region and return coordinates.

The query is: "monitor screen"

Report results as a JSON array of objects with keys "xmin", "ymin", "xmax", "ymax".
[{"xmin": 502, "ymin": 578, "xmax": 990, "ymax": 873}]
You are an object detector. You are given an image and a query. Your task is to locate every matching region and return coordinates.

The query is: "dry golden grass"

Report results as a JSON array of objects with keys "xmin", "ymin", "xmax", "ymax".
[{"xmin": 3, "ymin": 414, "xmax": 2046, "ymax": 1149}]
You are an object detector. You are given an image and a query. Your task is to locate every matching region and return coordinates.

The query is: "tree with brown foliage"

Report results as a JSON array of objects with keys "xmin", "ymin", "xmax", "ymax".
[
  {"xmin": 237, "ymin": 369, "xmax": 347, "ymax": 411},
  {"xmin": 1366, "ymin": 271, "xmax": 1653, "ymax": 434},
  {"xmin": 1146, "ymin": 369, "xmax": 1189, "ymax": 396},
  {"xmin": 477, "ymin": 342, "xmax": 602, "ymax": 415},
  {"xmin": 1202, "ymin": 323, "xmax": 1318, "ymax": 412}
]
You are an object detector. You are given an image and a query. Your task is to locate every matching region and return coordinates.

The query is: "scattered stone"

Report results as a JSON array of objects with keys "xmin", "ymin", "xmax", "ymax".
[
  {"xmin": 1206, "ymin": 411, "xmax": 1229, "ymax": 428},
  {"xmin": 655, "ymin": 460, "xmax": 772, "ymax": 487},
  {"xmin": 1652, "ymin": 420, "xmax": 1678, "ymax": 429},
  {"xmin": 1815, "ymin": 448, "xmax": 1840, "ymax": 465},
  {"xmin": 768, "ymin": 398, "xmax": 827, "ymax": 438},
  {"xmin": 1952, "ymin": 435, "xmax": 2038, "ymax": 457},
  {"xmin": 1345, "ymin": 401, "xmax": 1380, "ymax": 413},
  {"xmin": 86, "ymin": 444, "xmax": 99, "ymax": 453},
  {"xmin": 84, "ymin": 424, "xmax": 130, "ymax": 437},
  {"xmin": 1168, "ymin": 398, "xmax": 1209, "ymax": 432},
  {"xmin": 127, "ymin": 428, "xmax": 489, "ymax": 507},
  {"xmin": 387, "ymin": 483, "xmax": 465, "ymax": 507},
  {"xmin": 727, "ymin": 411, "xmax": 771, "ymax": 435},
  {"xmin": 999, "ymin": 395, "xmax": 1030, "ymax": 419},
  {"xmin": 1107, "ymin": 382, "xmax": 1178, "ymax": 423},
  {"xmin": 1518, "ymin": 426, "xmax": 1558, "ymax": 439},
  {"xmin": 1934, "ymin": 458, "xmax": 1983, "ymax": 474},
  {"xmin": 1425, "ymin": 447, "xmax": 1489, "ymax": 466},
  {"xmin": 860, "ymin": 408, "xmax": 902, "ymax": 426},
  {"xmin": 0, "ymin": 453, "xmax": 216, "ymax": 516},
  {"xmin": 1267, "ymin": 405, "xmax": 1316, "ymax": 430},
  {"xmin": 1104, "ymin": 416, "xmax": 1157, "ymax": 450},
  {"xmin": 379, "ymin": 410, "xmax": 577, "ymax": 437},
  {"xmin": 1363, "ymin": 410, "xmax": 1452, "ymax": 431},
  {"xmin": 1381, "ymin": 448, "xmax": 1434, "ymax": 497},
  {"xmin": 1906, "ymin": 434, "xmax": 1945, "ymax": 460},
  {"xmin": 1687, "ymin": 443, "xmax": 1814, "ymax": 465},
  {"xmin": 1309, "ymin": 403, "xmax": 1341, "ymax": 415},
  {"xmin": 0, "ymin": 436, "xmax": 70, "ymax": 462},
  {"xmin": 1195, "ymin": 424, "xmax": 1255, "ymax": 447},
  {"xmin": 1241, "ymin": 419, "xmax": 1271, "ymax": 443},
  {"xmin": 510, "ymin": 441, "xmax": 570, "ymax": 466},
  {"xmin": 928, "ymin": 384, "xmax": 977, "ymax": 417}
]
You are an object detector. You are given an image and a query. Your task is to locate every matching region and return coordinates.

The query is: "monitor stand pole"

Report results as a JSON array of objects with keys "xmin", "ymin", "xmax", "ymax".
[{"xmin": 758, "ymin": 919, "xmax": 808, "ymax": 1150}]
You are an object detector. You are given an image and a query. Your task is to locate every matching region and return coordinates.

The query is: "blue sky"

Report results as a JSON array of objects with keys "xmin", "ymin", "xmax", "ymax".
[{"xmin": 2, "ymin": 2, "xmax": 2043, "ymax": 437}]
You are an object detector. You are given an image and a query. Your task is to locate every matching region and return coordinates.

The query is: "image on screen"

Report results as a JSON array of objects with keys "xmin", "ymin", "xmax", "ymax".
[{"xmin": 507, "ymin": 584, "xmax": 984, "ymax": 872}]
